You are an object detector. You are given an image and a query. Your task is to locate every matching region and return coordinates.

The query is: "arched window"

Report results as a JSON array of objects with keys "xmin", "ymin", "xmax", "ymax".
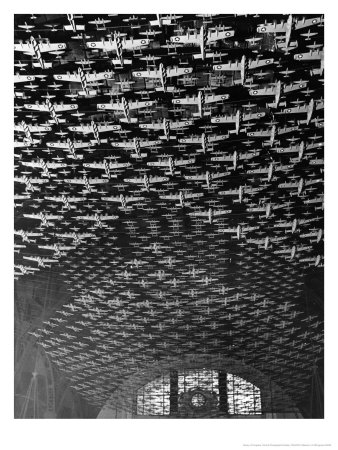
[{"xmin": 136, "ymin": 369, "xmax": 262, "ymax": 417}]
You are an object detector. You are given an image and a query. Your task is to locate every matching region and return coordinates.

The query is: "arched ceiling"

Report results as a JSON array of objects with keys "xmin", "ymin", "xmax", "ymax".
[{"xmin": 14, "ymin": 13, "xmax": 324, "ymax": 415}]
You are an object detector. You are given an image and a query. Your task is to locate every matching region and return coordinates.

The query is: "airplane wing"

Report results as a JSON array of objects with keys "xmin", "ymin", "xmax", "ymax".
[
  {"xmin": 23, "ymin": 213, "xmax": 42, "ymax": 219},
  {"xmin": 149, "ymin": 176, "xmax": 169, "ymax": 183},
  {"xmin": 124, "ymin": 177, "xmax": 144, "ymax": 184},
  {"xmin": 84, "ymin": 162, "xmax": 131, "ymax": 169},
  {"xmin": 45, "ymin": 214, "xmax": 63, "ymax": 220},
  {"xmin": 159, "ymin": 194, "xmax": 180, "ymax": 200},
  {"xmin": 184, "ymin": 174, "xmax": 205, "ymax": 181},
  {"xmin": 208, "ymin": 29, "xmax": 235, "ymax": 42},
  {"xmin": 128, "ymin": 101, "xmax": 155, "ymax": 110},
  {"xmin": 167, "ymin": 67, "xmax": 193, "ymax": 77},
  {"xmin": 21, "ymin": 161, "xmax": 42, "ymax": 168},
  {"xmin": 132, "ymin": 69, "xmax": 161, "ymax": 79},
  {"xmin": 76, "ymin": 215, "xmax": 97, "ymax": 221},
  {"xmin": 14, "ymin": 42, "xmax": 67, "ymax": 54},
  {"xmin": 85, "ymin": 71, "xmax": 114, "ymax": 82},
  {"xmin": 189, "ymin": 211, "xmax": 209, "ymax": 217},
  {"xmin": 175, "ymin": 158, "xmax": 196, "ymax": 166},
  {"xmin": 83, "ymin": 162, "xmax": 105, "ymax": 169},
  {"xmin": 218, "ymin": 227, "xmax": 238, "ymax": 233},
  {"xmin": 132, "ymin": 67, "xmax": 192, "ymax": 79},
  {"xmin": 64, "ymin": 178, "xmax": 86, "ymax": 184},
  {"xmin": 14, "ymin": 124, "xmax": 53, "ymax": 132},
  {"xmin": 97, "ymin": 103, "xmax": 124, "ymax": 111},
  {"xmin": 45, "ymin": 197, "xmax": 63, "ymax": 202},
  {"xmin": 213, "ymin": 209, "xmax": 232, "ymax": 216},
  {"xmin": 205, "ymin": 94, "xmax": 230, "ymax": 103},
  {"xmin": 47, "ymin": 141, "xmax": 89, "ymax": 149},
  {"xmin": 46, "ymin": 162, "xmax": 68, "ymax": 168},
  {"xmin": 211, "ymin": 172, "xmax": 229, "ymax": 179},
  {"xmin": 172, "ymin": 97, "xmax": 198, "ymax": 105},
  {"xmin": 278, "ymin": 182, "xmax": 298, "ymax": 188},
  {"xmin": 139, "ymin": 122, "xmax": 163, "ymax": 130},
  {"xmin": 22, "ymin": 256, "xmax": 38, "ymax": 262},
  {"xmin": 211, "ymin": 155, "xmax": 233, "ymax": 162},
  {"xmin": 54, "ymin": 73, "xmax": 81, "ymax": 82},
  {"xmin": 170, "ymin": 34, "xmax": 200, "ymax": 45},
  {"xmin": 130, "ymin": 140, "xmax": 162, "ymax": 148},
  {"xmin": 249, "ymin": 86, "xmax": 277, "ymax": 96},
  {"xmin": 68, "ymin": 123, "xmax": 121, "ymax": 133},
  {"xmin": 147, "ymin": 161, "xmax": 169, "ymax": 167},
  {"xmin": 283, "ymin": 83, "xmax": 308, "ymax": 95},
  {"xmin": 88, "ymin": 178, "xmax": 109, "ymax": 184},
  {"xmin": 28, "ymin": 178, "xmax": 48, "ymax": 184},
  {"xmin": 54, "ymin": 104, "xmax": 79, "ymax": 112},
  {"xmin": 14, "ymin": 74, "xmax": 36, "ymax": 83},
  {"xmin": 98, "ymin": 100, "xmax": 154, "ymax": 111},
  {"xmin": 185, "ymin": 192, "xmax": 204, "ymax": 199},
  {"xmin": 126, "ymin": 196, "xmax": 145, "ymax": 202},
  {"xmin": 243, "ymin": 112, "xmax": 266, "ymax": 121},
  {"xmin": 208, "ymin": 134, "xmax": 228, "ymax": 142},
  {"xmin": 23, "ymin": 102, "xmax": 75, "ymax": 113},
  {"xmin": 211, "ymin": 115, "xmax": 236, "ymax": 124},
  {"xmin": 100, "ymin": 215, "xmax": 119, "ymax": 221},
  {"xmin": 101, "ymin": 196, "xmax": 121, "ymax": 202},
  {"xmin": 68, "ymin": 197, "xmax": 85, "ymax": 202},
  {"xmin": 170, "ymin": 120, "xmax": 194, "ymax": 129},
  {"xmin": 213, "ymin": 61, "xmax": 242, "ymax": 71},
  {"xmin": 86, "ymin": 38, "xmax": 151, "ymax": 51}
]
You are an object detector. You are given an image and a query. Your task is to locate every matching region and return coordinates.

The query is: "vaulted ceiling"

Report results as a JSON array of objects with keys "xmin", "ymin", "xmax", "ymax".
[{"xmin": 14, "ymin": 13, "xmax": 324, "ymax": 417}]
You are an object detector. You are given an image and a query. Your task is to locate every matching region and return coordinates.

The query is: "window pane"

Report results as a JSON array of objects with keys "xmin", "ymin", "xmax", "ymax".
[
  {"xmin": 136, "ymin": 375, "xmax": 170, "ymax": 416},
  {"xmin": 227, "ymin": 373, "xmax": 262, "ymax": 415}
]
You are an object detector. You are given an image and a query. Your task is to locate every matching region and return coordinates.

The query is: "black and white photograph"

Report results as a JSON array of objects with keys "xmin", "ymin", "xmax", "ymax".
[{"xmin": 7, "ymin": 3, "xmax": 334, "ymax": 448}]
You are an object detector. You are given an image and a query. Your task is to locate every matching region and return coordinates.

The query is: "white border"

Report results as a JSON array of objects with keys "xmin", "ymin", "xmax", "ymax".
[{"xmin": 2, "ymin": 2, "xmax": 337, "ymax": 449}]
